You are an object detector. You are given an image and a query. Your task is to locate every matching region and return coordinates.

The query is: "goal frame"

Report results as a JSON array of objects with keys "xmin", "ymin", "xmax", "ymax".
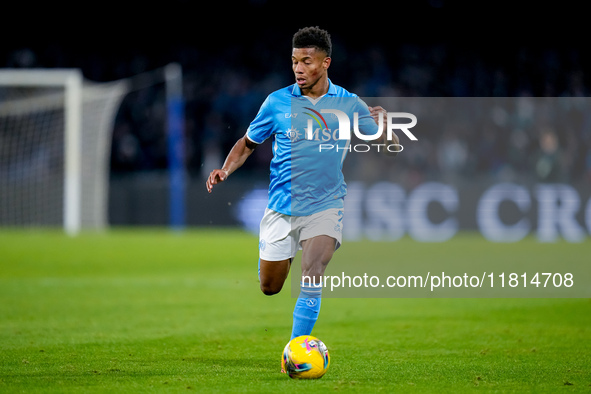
[{"xmin": 0, "ymin": 69, "xmax": 83, "ymax": 235}]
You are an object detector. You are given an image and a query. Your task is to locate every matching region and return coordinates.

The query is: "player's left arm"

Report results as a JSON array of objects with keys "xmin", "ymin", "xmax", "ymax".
[{"xmin": 368, "ymin": 105, "xmax": 399, "ymax": 155}]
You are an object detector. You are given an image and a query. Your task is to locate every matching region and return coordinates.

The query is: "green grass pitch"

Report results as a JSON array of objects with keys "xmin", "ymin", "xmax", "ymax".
[{"xmin": 0, "ymin": 229, "xmax": 589, "ymax": 392}]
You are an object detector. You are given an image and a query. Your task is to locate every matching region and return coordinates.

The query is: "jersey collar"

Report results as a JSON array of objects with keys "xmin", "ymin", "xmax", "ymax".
[{"xmin": 291, "ymin": 78, "xmax": 337, "ymax": 97}]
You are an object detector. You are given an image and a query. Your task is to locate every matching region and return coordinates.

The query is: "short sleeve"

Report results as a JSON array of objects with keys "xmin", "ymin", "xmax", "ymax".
[{"xmin": 246, "ymin": 96, "xmax": 274, "ymax": 144}]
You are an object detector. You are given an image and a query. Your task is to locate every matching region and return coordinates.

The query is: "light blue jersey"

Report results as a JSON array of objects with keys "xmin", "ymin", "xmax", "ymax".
[{"xmin": 246, "ymin": 80, "xmax": 378, "ymax": 216}]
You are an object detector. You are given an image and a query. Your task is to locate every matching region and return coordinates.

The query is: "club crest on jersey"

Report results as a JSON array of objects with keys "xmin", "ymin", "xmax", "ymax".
[{"xmin": 285, "ymin": 127, "xmax": 302, "ymax": 142}]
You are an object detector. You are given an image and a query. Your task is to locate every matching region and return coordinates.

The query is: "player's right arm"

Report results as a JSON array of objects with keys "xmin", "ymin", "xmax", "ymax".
[
  {"xmin": 206, "ymin": 134, "xmax": 258, "ymax": 193},
  {"xmin": 207, "ymin": 94, "xmax": 274, "ymax": 192}
]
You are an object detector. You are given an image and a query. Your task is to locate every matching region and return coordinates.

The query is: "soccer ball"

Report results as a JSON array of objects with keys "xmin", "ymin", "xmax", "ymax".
[{"xmin": 281, "ymin": 335, "xmax": 330, "ymax": 379}]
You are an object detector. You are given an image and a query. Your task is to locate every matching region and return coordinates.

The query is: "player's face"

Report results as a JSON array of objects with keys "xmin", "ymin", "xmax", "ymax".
[{"xmin": 291, "ymin": 48, "xmax": 331, "ymax": 91}]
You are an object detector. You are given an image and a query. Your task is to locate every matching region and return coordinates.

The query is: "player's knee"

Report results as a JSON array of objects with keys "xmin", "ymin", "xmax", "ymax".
[{"xmin": 260, "ymin": 282, "xmax": 282, "ymax": 296}]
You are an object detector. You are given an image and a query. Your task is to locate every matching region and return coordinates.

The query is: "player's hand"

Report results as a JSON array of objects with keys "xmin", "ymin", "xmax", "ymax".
[
  {"xmin": 368, "ymin": 106, "xmax": 388, "ymax": 143},
  {"xmin": 206, "ymin": 169, "xmax": 229, "ymax": 193},
  {"xmin": 368, "ymin": 106, "xmax": 387, "ymax": 129}
]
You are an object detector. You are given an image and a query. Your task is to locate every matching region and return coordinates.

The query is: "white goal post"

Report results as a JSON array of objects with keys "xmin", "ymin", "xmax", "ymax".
[
  {"xmin": 0, "ymin": 69, "xmax": 84, "ymax": 235},
  {"xmin": 0, "ymin": 65, "xmax": 184, "ymax": 235},
  {"xmin": 0, "ymin": 68, "xmax": 133, "ymax": 235}
]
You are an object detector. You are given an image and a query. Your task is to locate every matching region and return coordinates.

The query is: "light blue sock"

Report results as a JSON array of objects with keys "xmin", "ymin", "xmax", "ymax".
[
  {"xmin": 290, "ymin": 280, "xmax": 322, "ymax": 340},
  {"xmin": 257, "ymin": 258, "xmax": 261, "ymax": 282}
]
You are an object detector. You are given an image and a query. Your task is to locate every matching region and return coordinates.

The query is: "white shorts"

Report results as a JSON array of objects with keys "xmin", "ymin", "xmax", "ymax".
[{"xmin": 258, "ymin": 207, "xmax": 343, "ymax": 261}]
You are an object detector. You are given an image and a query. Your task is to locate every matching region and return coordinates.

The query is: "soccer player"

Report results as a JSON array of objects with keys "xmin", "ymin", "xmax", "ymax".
[{"xmin": 206, "ymin": 26, "xmax": 397, "ymax": 348}]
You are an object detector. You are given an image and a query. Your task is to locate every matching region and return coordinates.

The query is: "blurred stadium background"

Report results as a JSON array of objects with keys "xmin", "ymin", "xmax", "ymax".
[
  {"xmin": 1, "ymin": 0, "xmax": 589, "ymax": 240},
  {"xmin": 2, "ymin": 4, "xmax": 590, "ymax": 390}
]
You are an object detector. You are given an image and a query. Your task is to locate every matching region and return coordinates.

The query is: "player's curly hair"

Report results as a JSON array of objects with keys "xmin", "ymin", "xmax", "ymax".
[{"xmin": 292, "ymin": 26, "xmax": 332, "ymax": 57}]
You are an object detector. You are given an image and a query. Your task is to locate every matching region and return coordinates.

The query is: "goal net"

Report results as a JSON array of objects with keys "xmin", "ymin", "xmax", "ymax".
[{"xmin": 0, "ymin": 70, "xmax": 128, "ymax": 234}]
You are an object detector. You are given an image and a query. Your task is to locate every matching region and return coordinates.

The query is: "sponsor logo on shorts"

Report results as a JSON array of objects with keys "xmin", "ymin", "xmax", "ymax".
[{"xmin": 259, "ymin": 239, "xmax": 266, "ymax": 251}]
